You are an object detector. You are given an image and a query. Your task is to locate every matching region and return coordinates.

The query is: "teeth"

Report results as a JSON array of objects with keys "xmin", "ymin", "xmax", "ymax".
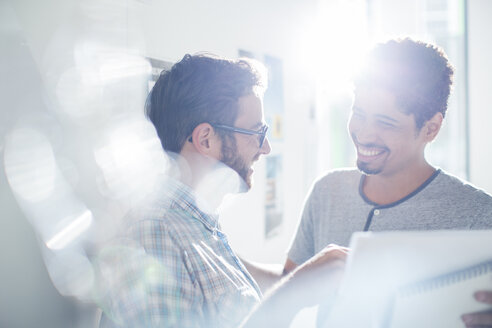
[{"xmin": 358, "ymin": 147, "xmax": 384, "ymax": 156}]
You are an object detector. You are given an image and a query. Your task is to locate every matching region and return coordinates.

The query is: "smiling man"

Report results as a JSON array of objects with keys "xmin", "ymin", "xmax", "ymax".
[
  {"xmin": 97, "ymin": 54, "xmax": 272, "ymax": 328},
  {"xmin": 283, "ymin": 38, "xmax": 492, "ymax": 326},
  {"xmin": 287, "ymin": 37, "xmax": 492, "ymax": 265}
]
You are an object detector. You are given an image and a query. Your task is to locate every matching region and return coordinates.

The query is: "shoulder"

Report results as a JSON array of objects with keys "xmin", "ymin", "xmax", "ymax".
[
  {"xmin": 127, "ymin": 207, "xmax": 204, "ymax": 249},
  {"xmin": 431, "ymin": 169, "xmax": 492, "ymax": 206},
  {"xmin": 312, "ymin": 167, "xmax": 361, "ymax": 190},
  {"xmin": 434, "ymin": 170, "xmax": 492, "ymax": 196},
  {"xmin": 303, "ymin": 168, "xmax": 361, "ymax": 202}
]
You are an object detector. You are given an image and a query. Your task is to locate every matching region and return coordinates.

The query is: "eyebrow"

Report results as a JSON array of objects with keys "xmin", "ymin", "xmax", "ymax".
[
  {"xmin": 352, "ymin": 105, "xmax": 364, "ymax": 113},
  {"xmin": 352, "ymin": 106, "xmax": 399, "ymax": 124},
  {"xmin": 249, "ymin": 121, "xmax": 266, "ymax": 130},
  {"xmin": 374, "ymin": 114, "xmax": 399, "ymax": 123}
]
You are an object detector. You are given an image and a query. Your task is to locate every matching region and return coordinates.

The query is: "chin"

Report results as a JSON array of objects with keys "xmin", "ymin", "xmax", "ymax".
[
  {"xmin": 237, "ymin": 167, "xmax": 253, "ymax": 191},
  {"xmin": 232, "ymin": 170, "xmax": 251, "ymax": 193},
  {"xmin": 357, "ymin": 161, "xmax": 383, "ymax": 175},
  {"xmin": 242, "ymin": 175, "xmax": 253, "ymax": 191},
  {"xmin": 235, "ymin": 179, "xmax": 250, "ymax": 194}
]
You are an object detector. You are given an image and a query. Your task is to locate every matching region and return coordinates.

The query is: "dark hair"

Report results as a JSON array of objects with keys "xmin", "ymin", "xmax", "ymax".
[
  {"xmin": 145, "ymin": 54, "xmax": 266, "ymax": 153},
  {"xmin": 354, "ymin": 38, "xmax": 454, "ymax": 129}
]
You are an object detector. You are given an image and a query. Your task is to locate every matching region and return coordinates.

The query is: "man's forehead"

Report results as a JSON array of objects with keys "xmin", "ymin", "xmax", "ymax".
[
  {"xmin": 235, "ymin": 94, "xmax": 264, "ymax": 127},
  {"xmin": 352, "ymin": 86, "xmax": 417, "ymax": 120},
  {"xmin": 353, "ymin": 86, "xmax": 396, "ymax": 106}
]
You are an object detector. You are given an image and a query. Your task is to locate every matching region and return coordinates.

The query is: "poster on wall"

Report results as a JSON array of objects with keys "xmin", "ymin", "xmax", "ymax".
[
  {"xmin": 239, "ymin": 50, "xmax": 284, "ymax": 239},
  {"xmin": 265, "ymin": 154, "xmax": 283, "ymax": 238}
]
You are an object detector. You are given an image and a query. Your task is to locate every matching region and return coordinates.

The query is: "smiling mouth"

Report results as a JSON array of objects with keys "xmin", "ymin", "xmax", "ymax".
[
  {"xmin": 356, "ymin": 144, "xmax": 389, "ymax": 159},
  {"xmin": 358, "ymin": 146, "xmax": 385, "ymax": 156}
]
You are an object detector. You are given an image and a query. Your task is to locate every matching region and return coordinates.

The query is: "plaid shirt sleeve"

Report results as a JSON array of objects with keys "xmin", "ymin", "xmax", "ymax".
[{"xmin": 99, "ymin": 219, "xmax": 205, "ymax": 328}]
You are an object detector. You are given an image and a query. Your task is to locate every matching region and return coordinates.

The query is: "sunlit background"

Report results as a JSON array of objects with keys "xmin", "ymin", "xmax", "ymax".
[{"xmin": 1, "ymin": 0, "xmax": 491, "ymax": 327}]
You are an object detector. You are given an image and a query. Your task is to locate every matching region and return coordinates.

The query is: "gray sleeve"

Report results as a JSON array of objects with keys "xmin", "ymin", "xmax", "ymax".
[{"xmin": 287, "ymin": 183, "xmax": 318, "ymax": 266}]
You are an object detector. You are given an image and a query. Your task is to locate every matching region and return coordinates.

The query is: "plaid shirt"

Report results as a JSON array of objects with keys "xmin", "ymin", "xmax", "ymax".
[{"xmin": 98, "ymin": 178, "xmax": 261, "ymax": 328}]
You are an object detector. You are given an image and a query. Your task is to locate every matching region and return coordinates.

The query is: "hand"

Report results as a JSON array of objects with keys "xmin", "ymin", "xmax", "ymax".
[
  {"xmin": 284, "ymin": 244, "xmax": 349, "ymax": 307},
  {"xmin": 298, "ymin": 244, "xmax": 349, "ymax": 272},
  {"xmin": 240, "ymin": 244, "xmax": 348, "ymax": 328},
  {"xmin": 461, "ymin": 291, "xmax": 492, "ymax": 327}
]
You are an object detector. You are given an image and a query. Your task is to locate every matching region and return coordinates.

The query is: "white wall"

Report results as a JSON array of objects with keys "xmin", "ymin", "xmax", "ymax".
[
  {"xmin": 0, "ymin": 3, "xmax": 99, "ymax": 327},
  {"xmin": 468, "ymin": 0, "xmax": 492, "ymax": 193},
  {"xmin": 369, "ymin": 0, "xmax": 421, "ymax": 38}
]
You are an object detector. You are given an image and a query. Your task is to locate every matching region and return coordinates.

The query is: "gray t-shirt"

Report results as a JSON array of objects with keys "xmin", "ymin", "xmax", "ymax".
[{"xmin": 287, "ymin": 168, "xmax": 492, "ymax": 266}]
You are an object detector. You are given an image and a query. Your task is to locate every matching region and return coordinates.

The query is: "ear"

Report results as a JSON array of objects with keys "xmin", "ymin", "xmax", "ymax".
[
  {"xmin": 190, "ymin": 123, "xmax": 222, "ymax": 159},
  {"xmin": 422, "ymin": 112, "xmax": 443, "ymax": 143}
]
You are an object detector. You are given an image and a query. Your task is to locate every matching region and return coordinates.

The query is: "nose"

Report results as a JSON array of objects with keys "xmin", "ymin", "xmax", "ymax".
[
  {"xmin": 348, "ymin": 116, "xmax": 377, "ymax": 145},
  {"xmin": 259, "ymin": 137, "xmax": 271, "ymax": 155}
]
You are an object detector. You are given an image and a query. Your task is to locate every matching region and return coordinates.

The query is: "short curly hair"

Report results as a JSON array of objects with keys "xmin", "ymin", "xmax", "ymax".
[
  {"xmin": 354, "ymin": 38, "xmax": 454, "ymax": 129},
  {"xmin": 146, "ymin": 54, "xmax": 266, "ymax": 153}
]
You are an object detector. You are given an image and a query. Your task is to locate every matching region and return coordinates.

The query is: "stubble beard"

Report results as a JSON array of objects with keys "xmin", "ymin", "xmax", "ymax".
[{"xmin": 220, "ymin": 137, "xmax": 252, "ymax": 191}]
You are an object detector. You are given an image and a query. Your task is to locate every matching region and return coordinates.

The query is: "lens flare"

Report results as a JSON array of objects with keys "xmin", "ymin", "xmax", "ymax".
[
  {"xmin": 46, "ymin": 209, "xmax": 94, "ymax": 250},
  {"xmin": 4, "ymin": 127, "xmax": 57, "ymax": 202},
  {"xmin": 44, "ymin": 246, "xmax": 95, "ymax": 300},
  {"xmin": 94, "ymin": 116, "xmax": 169, "ymax": 203}
]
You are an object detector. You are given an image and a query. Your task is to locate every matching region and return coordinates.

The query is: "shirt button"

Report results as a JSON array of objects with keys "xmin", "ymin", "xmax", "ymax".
[{"xmin": 374, "ymin": 209, "xmax": 380, "ymax": 215}]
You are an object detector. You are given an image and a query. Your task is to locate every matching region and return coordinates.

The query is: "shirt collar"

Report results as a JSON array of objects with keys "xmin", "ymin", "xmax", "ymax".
[{"xmin": 163, "ymin": 177, "xmax": 220, "ymax": 233}]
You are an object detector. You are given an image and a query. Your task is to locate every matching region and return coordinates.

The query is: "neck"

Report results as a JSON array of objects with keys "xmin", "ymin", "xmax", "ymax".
[
  {"xmin": 176, "ymin": 149, "xmax": 244, "ymax": 213},
  {"xmin": 362, "ymin": 162, "xmax": 436, "ymax": 205}
]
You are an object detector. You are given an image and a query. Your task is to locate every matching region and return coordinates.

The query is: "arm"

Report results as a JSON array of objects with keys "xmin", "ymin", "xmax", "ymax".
[
  {"xmin": 239, "ymin": 257, "xmax": 299, "ymax": 293},
  {"xmin": 240, "ymin": 245, "xmax": 348, "ymax": 328},
  {"xmin": 462, "ymin": 291, "xmax": 492, "ymax": 327},
  {"xmin": 287, "ymin": 181, "xmax": 321, "ymax": 267}
]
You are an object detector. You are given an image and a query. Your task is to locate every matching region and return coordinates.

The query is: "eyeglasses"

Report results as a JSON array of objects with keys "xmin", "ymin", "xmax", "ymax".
[{"xmin": 212, "ymin": 123, "xmax": 269, "ymax": 148}]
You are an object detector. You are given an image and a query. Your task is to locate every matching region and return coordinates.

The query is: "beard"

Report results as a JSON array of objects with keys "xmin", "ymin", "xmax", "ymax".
[
  {"xmin": 220, "ymin": 137, "xmax": 252, "ymax": 190},
  {"xmin": 357, "ymin": 160, "xmax": 383, "ymax": 175}
]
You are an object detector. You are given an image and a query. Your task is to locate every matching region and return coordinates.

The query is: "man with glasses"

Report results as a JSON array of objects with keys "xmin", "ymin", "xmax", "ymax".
[
  {"xmin": 97, "ymin": 54, "xmax": 275, "ymax": 328},
  {"xmin": 97, "ymin": 53, "xmax": 343, "ymax": 328}
]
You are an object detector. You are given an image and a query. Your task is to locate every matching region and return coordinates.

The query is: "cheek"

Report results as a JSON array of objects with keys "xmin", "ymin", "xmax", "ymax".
[
  {"xmin": 236, "ymin": 139, "xmax": 257, "ymax": 161},
  {"xmin": 347, "ymin": 117, "xmax": 356, "ymax": 133},
  {"xmin": 246, "ymin": 147, "xmax": 259, "ymax": 161},
  {"xmin": 385, "ymin": 133, "xmax": 417, "ymax": 153},
  {"xmin": 347, "ymin": 116, "xmax": 368, "ymax": 137},
  {"xmin": 347, "ymin": 121, "xmax": 359, "ymax": 141}
]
